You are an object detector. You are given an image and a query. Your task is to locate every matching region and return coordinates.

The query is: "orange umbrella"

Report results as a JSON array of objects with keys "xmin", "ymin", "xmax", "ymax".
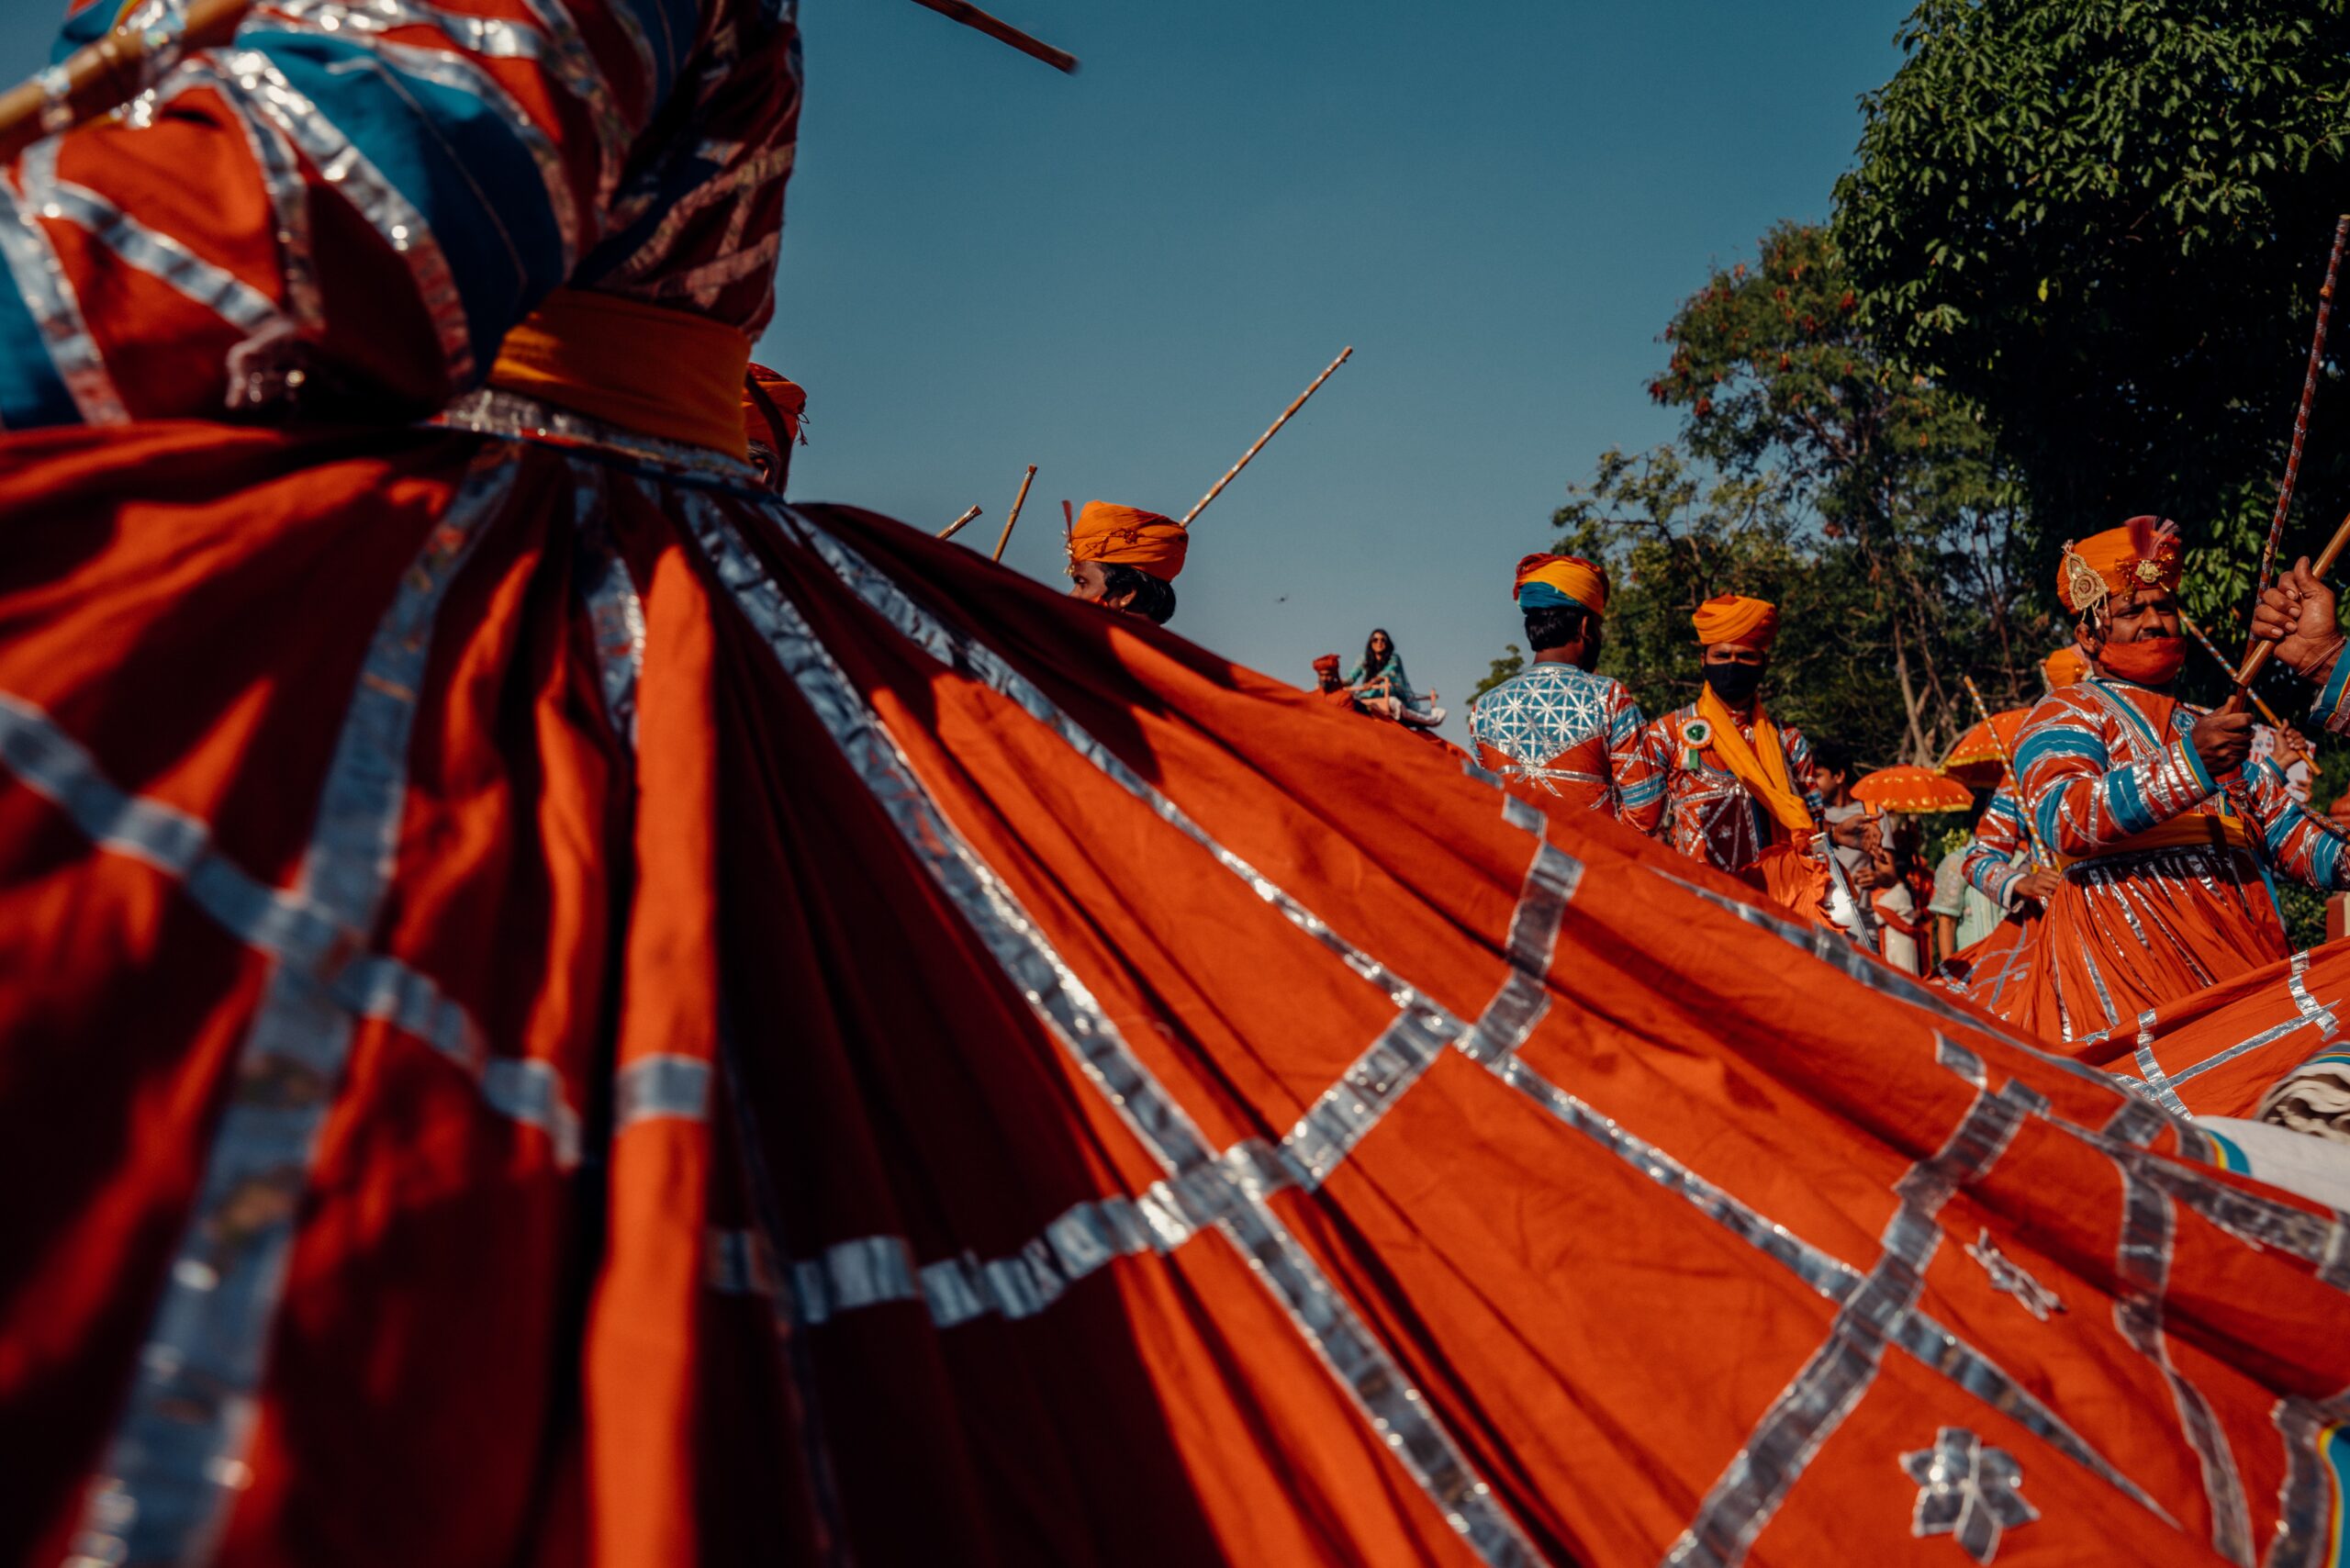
[
  {"xmin": 1852, "ymin": 764, "xmax": 1975, "ymax": 812},
  {"xmin": 1939, "ymin": 708, "xmax": 2029, "ymax": 788}
]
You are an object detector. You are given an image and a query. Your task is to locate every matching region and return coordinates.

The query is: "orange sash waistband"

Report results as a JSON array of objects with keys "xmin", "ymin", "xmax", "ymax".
[
  {"xmin": 487, "ymin": 288, "xmax": 752, "ymax": 458},
  {"xmin": 2058, "ymin": 812, "xmax": 2250, "ymax": 869}
]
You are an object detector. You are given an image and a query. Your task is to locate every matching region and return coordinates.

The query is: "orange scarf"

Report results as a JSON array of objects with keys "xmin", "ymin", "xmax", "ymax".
[{"xmin": 1694, "ymin": 687, "xmax": 1815, "ymax": 836}]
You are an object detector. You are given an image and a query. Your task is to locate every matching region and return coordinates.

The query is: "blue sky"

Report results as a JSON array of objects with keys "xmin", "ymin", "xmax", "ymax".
[{"xmin": 1, "ymin": 1, "xmax": 1909, "ymax": 734}]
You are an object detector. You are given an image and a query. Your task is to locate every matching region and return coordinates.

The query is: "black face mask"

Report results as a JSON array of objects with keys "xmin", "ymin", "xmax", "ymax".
[{"xmin": 1703, "ymin": 662, "xmax": 1764, "ymax": 704}]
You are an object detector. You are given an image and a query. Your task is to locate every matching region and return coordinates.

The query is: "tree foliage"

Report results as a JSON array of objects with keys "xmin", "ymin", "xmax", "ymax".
[
  {"xmin": 1496, "ymin": 226, "xmax": 2048, "ymax": 770},
  {"xmin": 1834, "ymin": 0, "xmax": 2350, "ymax": 635}
]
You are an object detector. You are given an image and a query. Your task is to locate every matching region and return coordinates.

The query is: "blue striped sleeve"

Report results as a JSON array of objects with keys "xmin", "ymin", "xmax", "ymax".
[
  {"xmin": 249, "ymin": 30, "xmax": 573, "ymax": 375},
  {"xmin": 2316, "ymin": 650, "xmax": 2350, "ymax": 737}
]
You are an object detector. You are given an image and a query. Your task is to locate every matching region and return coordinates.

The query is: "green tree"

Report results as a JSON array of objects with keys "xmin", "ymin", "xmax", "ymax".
[
  {"xmin": 1651, "ymin": 222, "xmax": 2039, "ymax": 760},
  {"xmin": 1503, "ymin": 226, "xmax": 2046, "ymax": 769},
  {"xmin": 1834, "ymin": 0, "xmax": 2350, "ymax": 639}
]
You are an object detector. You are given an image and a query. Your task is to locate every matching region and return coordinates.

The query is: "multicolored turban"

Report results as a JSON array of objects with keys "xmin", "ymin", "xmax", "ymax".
[
  {"xmin": 2058, "ymin": 515, "xmax": 2181, "ymax": 618},
  {"xmin": 2041, "ymin": 645, "xmax": 2088, "ymax": 690},
  {"xmin": 1513, "ymin": 553, "xmax": 1608, "ymax": 616},
  {"xmin": 1691, "ymin": 594, "xmax": 1779, "ymax": 649},
  {"xmin": 1067, "ymin": 501, "xmax": 1189, "ymax": 581}
]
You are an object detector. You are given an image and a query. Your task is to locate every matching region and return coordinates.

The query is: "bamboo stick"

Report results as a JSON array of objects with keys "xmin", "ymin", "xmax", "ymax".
[
  {"xmin": 0, "ymin": 0, "xmax": 246, "ymax": 162},
  {"xmin": 902, "ymin": 0, "xmax": 1079, "ymax": 73},
  {"xmin": 1181, "ymin": 346, "xmax": 1352, "ymax": 528},
  {"xmin": 0, "ymin": 0, "xmax": 1074, "ymax": 163},
  {"xmin": 2232, "ymin": 502, "xmax": 2350, "ymax": 694},
  {"xmin": 937, "ymin": 505, "xmax": 982, "ymax": 541},
  {"xmin": 2184, "ymin": 615, "xmax": 2322, "ymax": 776},
  {"xmin": 991, "ymin": 465, "xmax": 1036, "ymax": 563},
  {"xmin": 2254, "ymin": 215, "xmax": 2350, "ymax": 603}
]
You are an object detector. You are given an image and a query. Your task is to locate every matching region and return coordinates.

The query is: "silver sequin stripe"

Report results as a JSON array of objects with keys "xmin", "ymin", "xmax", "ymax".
[
  {"xmin": 1460, "ymin": 1030, "xmax": 2165, "ymax": 1545},
  {"xmin": 1663, "ymin": 1038, "xmax": 2072, "ymax": 1568},
  {"xmin": 2131, "ymin": 1007, "xmax": 2194, "ymax": 1118},
  {"xmin": 612, "ymin": 1054, "xmax": 711, "ymax": 1133},
  {"xmin": 711, "ymin": 1144, "xmax": 1296, "ymax": 1330},
  {"xmin": 686, "ymin": 499, "xmax": 1542, "ymax": 1568},
  {"xmin": 35, "ymin": 64, "xmax": 73, "ymax": 136},
  {"xmin": 0, "ymin": 162, "xmax": 128, "ymax": 426},
  {"xmin": 2063, "ymin": 1099, "xmax": 2349, "ymax": 1277},
  {"xmin": 357, "ymin": 37, "xmax": 582, "ymax": 275},
  {"xmin": 15, "ymin": 140, "xmax": 281, "ymax": 335},
  {"xmin": 782, "ymin": 504, "xmax": 1590, "ymax": 1191},
  {"xmin": 65, "ymin": 454, "xmax": 510, "ymax": 1568},
  {"xmin": 770, "ymin": 514, "xmax": 1579, "ymax": 1189},
  {"xmin": 2113, "ymin": 1161, "xmax": 2255, "ymax": 1566},
  {"xmin": 221, "ymin": 49, "xmax": 473, "ymax": 384},
  {"xmin": 2265, "ymin": 1389, "xmax": 2350, "ymax": 1568},
  {"xmin": 141, "ymin": 57, "xmax": 325, "ymax": 332},
  {"xmin": 1656, "ymin": 868, "xmax": 2128, "ymax": 1094},
  {"xmin": 112, "ymin": 0, "xmax": 191, "ymax": 91},
  {"xmin": 262, "ymin": 0, "xmax": 632, "ymax": 211},
  {"xmin": 572, "ymin": 466, "xmax": 645, "ymax": 750},
  {"xmin": 780, "ymin": 509, "xmax": 1546, "ymax": 1056},
  {"xmin": 437, "ymin": 387, "xmax": 764, "ymax": 488},
  {"xmin": 0, "ymin": 691, "xmax": 580, "ymax": 1170},
  {"xmin": 2133, "ymin": 950, "xmax": 2339, "ymax": 1103},
  {"xmin": 774, "ymin": 503, "xmax": 2168, "ymax": 1509}
]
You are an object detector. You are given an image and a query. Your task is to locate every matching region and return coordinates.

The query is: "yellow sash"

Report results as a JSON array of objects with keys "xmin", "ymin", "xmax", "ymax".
[
  {"xmin": 1694, "ymin": 687, "xmax": 1815, "ymax": 836},
  {"xmin": 487, "ymin": 287, "xmax": 753, "ymax": 457},
  {"xmin": 2056, "ymin": 812, "xmax": 2251, "ymax": 869}
]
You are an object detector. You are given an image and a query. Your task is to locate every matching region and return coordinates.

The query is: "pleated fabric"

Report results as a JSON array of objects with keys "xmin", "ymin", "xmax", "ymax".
[{"xmin": 2, "ymin": 404, "xmax": 2348, "ymax": 1567}]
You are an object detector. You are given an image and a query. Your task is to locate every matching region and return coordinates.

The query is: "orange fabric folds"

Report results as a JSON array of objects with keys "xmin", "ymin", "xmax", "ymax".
[
  {"xmin": 0, "ymin": 419, "xmax": 2347, "ymax": 1564},
  {"xmin": 488, "ymin": 287, "xmax": 755, "ymax": 456}
]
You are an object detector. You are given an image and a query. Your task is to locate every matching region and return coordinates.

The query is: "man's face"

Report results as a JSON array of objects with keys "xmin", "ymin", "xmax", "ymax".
[
  {"xmin": 1068, "ymin": 557, "xmax": 1134, "ymax": 612},
  {"xmin": 2100, "ymin": 587, "xmax": 2180, "ymax": 645},
  {"xmin": 1317, "ymin": 669, "xmax": 1342, "ymax": 692},
  {"xmin": 1700, "ymin": 641, "xmax": 1768, "ymax": 689},
  {"xmin": 1702, "ymin": 642, "xmax": 1766, "ymax": 670}
]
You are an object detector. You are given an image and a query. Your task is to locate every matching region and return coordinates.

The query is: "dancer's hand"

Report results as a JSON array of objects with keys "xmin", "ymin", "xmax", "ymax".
[
  {"xmin": 2252, "ymin": 557, "xmax": 2346, "ymax": 682},
  {"xmin": 2188, "ymin": 708, "xmax": 2255, "ymax": 777},
  {"xmin": 2013, "ymin": 870, "xmax": 2062, "ymax": 907}
]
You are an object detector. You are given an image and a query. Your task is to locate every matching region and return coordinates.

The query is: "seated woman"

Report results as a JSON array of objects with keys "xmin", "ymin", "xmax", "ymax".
[{"xmin": 1346, "ymin": 628, "xmax": 1445, "ymax": 727}]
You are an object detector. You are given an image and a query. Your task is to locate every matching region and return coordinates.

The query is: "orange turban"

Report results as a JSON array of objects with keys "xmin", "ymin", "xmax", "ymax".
[
  {"xmin": 2041, "ymin": 645, "xmax": 2088, "ymax": 689},
  {"xmin": 1692, "ymin": 594, "xmax": 1779, "ymax": 649},
  {"xmin": 1067, "ymin": 500, "xmax": 1189, "ymax": 581},
  {"xmin": 743, "ymin": 364, "xmax": 805, "ymax": 454},
  {"xmin": 1312, "ymin": 654, "xmax": 1341, "ymax": 677},
  {"xmin": 1514, "ymin": 553, "xmax": 1608, "ymax": 616},
  {"xmin": 2058, "ymin": 515, "xmax": 2181, "ymax": 616}
]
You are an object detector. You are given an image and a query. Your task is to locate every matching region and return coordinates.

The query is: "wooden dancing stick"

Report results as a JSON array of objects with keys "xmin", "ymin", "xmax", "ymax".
[
  {"xmin": 1962, "ymin": 674, "xmax": 2049, "ymax": 869},
  {"xmin": 0, "ymin": 0, "xmax": 245, "ymax": 162},
  {"xmin": 2255, "ymin": 216, "xmax": 2350, "ymax": 601},
  {"xmin": 902, "ymin": 0, "xmax": 1079, "ymax": 73},
  {"xmin": 0, "ymin": 0, "xmax": 1075, "ymax": 162},
  {"xmin": 937, "ymin": 505, "xmax": 983, "ymax": 541},
  {"xmin": 2183, "ymin": 614, "xmax": 2322, "ymax": 775},
  {"xmin": 991, "ymin": 465, "xmax": 1037, "ymax": 563},
  {"xmin": 2232, "ymin": 501, "xmax": 2350, "ymax": 694},
  {"xmin": 1181, "ymin": 345, "xmax": 1353, "ymax": 528}
]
